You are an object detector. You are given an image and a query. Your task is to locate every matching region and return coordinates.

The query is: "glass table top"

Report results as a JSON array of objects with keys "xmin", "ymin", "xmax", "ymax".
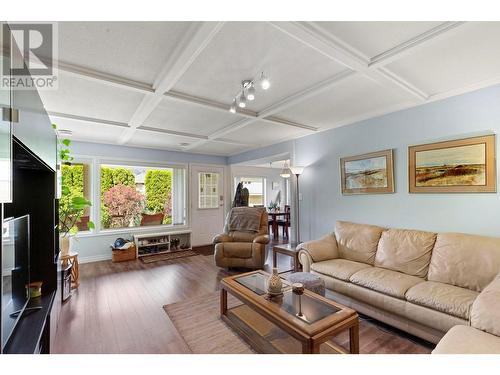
[{"xmin": 234, "ymin": 272, "xmax": 340, "ymax": 324}]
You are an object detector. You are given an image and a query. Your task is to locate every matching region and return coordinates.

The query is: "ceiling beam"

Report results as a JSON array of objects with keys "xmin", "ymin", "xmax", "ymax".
[
  {"xmin": 368, "ymin": 22, "xmax": 467, "ymax": 68},
  {"xmin": 269, "ymin": 21, "xmax": 429, "ymax": 102},
  {"xmin": 118, "ymin": 22, "xmax": 225, "ymax": 145},
  {"xmin": 48, "ymin": 110, "xmax": 260, "ymax": 148}
]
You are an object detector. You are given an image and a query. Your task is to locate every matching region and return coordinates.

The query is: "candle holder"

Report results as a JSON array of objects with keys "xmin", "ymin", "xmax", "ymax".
[{"xmin": 292, "ymin": 283, "xmax": 305, "ymax": 319}]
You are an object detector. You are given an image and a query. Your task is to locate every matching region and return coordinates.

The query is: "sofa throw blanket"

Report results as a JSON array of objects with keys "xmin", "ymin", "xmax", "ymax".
[{"xmin": 227, "ymin": 207, "xmax": 263, "ymax": 233}]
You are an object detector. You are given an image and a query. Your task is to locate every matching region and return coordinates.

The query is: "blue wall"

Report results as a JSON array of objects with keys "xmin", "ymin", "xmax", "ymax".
[{"xmin": 230, "ymin": 85, "xmax": 500, "ymax": 240}]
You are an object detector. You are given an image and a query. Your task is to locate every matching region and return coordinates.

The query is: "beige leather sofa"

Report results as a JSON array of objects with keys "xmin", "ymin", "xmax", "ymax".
[
  {"xmin": 433, "ymin": 274, "xmax": 500, "ymax": 353},
  {"xmin": 297, "ymin": 221, "xmax": 500, "ymax": 346},
  {"xmin": 213, "ymin": 208, "xmax": 270, "ymax": 269}
]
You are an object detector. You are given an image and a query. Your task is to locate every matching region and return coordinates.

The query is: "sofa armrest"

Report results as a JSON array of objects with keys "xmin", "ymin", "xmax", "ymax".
[
  {"xmin": 471, "ymin": 274, "xmax": 500, "ymax": 337},
  {"xmin": 297, "ymin": 234, "xmax": 338, "ymax": 272},
  {"xmin": 213, "ymin": 234, "xmax": 233, "ymax": 244},
  {"xmin": 253, "ymin": 234, "xmax": 270, "ymax": 245}
]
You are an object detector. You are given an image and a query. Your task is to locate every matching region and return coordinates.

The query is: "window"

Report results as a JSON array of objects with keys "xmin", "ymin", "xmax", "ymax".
[
  {"xmin": 100, "ymin": 164, "xmax": 186, "ymax": 230},
  {"xmin": 234, "ymin": 176, "xmax": 266, "ymax": 207},
  {"xmin": 60, "ymin": 161, "xmax": 92, "ymax": 232},
  {"xmin": 199, "ymin": 172, "xmax": 219, "ymax": 209}
]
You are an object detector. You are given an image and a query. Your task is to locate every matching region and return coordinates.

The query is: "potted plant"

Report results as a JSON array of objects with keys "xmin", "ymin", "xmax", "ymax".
[
  {"xmin": 267, "ymin": 201, "xmax": 279, "ymax": 212},
  {"xmin": 55, "ymin": 124, "xmax": 94, "ymax": 255}
]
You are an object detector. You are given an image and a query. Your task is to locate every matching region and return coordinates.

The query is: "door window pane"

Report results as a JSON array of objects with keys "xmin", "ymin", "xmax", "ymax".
[{"xmin": 199, "ymin": 172, "xmax": 219, "ymax": 209}]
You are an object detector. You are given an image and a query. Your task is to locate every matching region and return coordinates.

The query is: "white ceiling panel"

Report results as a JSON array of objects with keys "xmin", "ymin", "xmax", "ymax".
[
  {"xmin": 39, "ymin": 71, "xmax": 145, "ymax": 123},
  {"xmin": 223, "ymin": 120, "xmax": 311, "ymax": 146},
  {"xmin": 49, "ymin": 117, "xmax": 126, "ymax": 144},
  {"xmin": 190, "ymin": 141, "xmax": 253, "ymax": 156},
  {"xmin": 173, "ymin": 22, "xmax": 347, "ymax": 112},
  {"xmin": 55, "ymin": 22, "xmax": 194, "ymax": 84},
  {"xmin": 314, "ymin": 21, "xmax": 443, "ymax": 59},
  {"xmin": 144, "ymin": 97, "xmax": 244, "ymax": 136},
  {"xmin": 126, "ymin": 129, "xmax": 197, "ymax": 151},
  {"xmin": 276, "ymin": 74, "xmax": 417, "ymax": 129},
  {"xmin": 387, "ymin": 22, "xmax": 500, "ymax": 95}
]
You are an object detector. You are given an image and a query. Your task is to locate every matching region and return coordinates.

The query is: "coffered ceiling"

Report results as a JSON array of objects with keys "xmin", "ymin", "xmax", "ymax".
[{"xmin": 36, "ymin": 21, "xmax": 500, "ymax": 156}]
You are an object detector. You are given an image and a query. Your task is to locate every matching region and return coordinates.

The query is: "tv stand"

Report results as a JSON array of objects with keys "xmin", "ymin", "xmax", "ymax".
[
  {"xmin": 9, "ymin": 306, "xmax": 44, "ymax": 318},
  {"xmin": 3, "ymin": 292, "xmax": 56, "ymax": 354}
]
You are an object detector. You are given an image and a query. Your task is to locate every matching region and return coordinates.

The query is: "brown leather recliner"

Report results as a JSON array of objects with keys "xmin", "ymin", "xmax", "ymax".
[{"xmin": 213, "ymin": 208, "xmax": 270, "ymax": 269}]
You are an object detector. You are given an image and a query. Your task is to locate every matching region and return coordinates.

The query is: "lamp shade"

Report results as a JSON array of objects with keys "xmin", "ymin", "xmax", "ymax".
[{"xmin": 289, "ymin": 166, "xmax": 305, "ymax": 175}]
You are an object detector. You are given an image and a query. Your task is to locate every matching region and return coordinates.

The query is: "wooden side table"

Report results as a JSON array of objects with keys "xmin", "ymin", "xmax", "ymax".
[
  {"xmin": 61, "ymin": 251, "xmax": 80, "ymax": 289},
  {"xmin": 272, "ymin": 243, "xmax": 300, "ymax": 274}
]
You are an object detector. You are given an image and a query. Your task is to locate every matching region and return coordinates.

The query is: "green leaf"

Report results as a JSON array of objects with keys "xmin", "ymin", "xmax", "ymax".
[
  {"xmin": 52, "ymin": 123, "xmax": 57, "ymax": 129},
  {"xmin": 62, "ymin": 139, "xmax": 71, "ymax": 147},
  {"xmin": 87, "ymin": 221, "xmax": 95, "ymax": 230}
]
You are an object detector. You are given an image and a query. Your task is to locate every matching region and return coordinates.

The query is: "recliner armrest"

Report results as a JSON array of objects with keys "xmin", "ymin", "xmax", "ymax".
[
  {"xmin": 297, "ymin": 234, "xmax": 338, "ymax": 272},
  {"xmin": 253, "ymin": 234, "xmax": 269, "ymax": 244},
  {"xmin": 213, "ymin": 234, "xmax": 233, "ymax": 244}
]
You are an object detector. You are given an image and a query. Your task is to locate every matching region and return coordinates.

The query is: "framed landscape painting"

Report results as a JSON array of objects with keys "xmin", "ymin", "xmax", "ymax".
[
  {"xmin": 408, "ymin": 134, "xmax": 496, "ymax": 193},
  {"xmin": 340, "ymin": 149, "xmax": 394, "ymax": 194}
]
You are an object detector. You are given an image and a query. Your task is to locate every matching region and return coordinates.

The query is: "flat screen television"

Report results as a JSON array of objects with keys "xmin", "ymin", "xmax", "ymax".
[{"xmin": 1, "ymin": 214, "xmax": 30, "ymax": 349}]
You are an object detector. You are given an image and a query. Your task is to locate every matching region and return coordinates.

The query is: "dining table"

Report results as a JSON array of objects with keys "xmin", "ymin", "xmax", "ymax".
[{"xmin": 267, "ymin": 210, "xmax": 290, "ymax": 238}]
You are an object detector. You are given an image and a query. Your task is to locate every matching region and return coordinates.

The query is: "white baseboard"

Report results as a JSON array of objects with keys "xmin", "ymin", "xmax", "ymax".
[{"xmin": 79, "ymin": 254, "xmax": 112, "ymax": 264}]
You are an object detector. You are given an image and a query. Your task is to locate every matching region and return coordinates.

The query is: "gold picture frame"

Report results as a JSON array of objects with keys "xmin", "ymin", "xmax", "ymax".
[
  {"xmin": 340, "ymin": 149, "xmax": 394, "ymax": 195},
  {"xmin": 408, "ymin": 134, "xmax": 496, "ymax": 193}
]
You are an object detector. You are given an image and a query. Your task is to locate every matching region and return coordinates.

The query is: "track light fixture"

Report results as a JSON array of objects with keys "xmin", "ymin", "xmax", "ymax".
[{"xmin": 228, "ymin": 72, "xmax": 271, "ymax": 113}]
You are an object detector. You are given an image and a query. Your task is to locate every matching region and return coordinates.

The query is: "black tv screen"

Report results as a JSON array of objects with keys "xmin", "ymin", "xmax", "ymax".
[{"xmin": 2, "ymin": 215, "xmax": 30, "ymax": 348}]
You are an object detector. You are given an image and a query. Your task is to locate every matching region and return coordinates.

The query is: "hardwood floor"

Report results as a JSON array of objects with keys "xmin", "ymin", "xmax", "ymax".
[
  {"xmin": 53, "ymin": 239, "xmax": 433, "ymax": 354},
  {"xmin": 54, "ymin": 239, "xmax": 292, "ymax": 353}
]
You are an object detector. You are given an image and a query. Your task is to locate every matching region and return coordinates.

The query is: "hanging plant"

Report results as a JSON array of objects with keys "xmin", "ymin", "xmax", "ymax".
[{"xmin": 53, "ymin": 124, "xmax": 94, "ymax": 236}]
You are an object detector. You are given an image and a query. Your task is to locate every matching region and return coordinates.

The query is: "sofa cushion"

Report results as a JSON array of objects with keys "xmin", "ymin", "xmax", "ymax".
[
  {"xmin": 375, "ymin": 228, "xmax": 436, "ymax": 278},
  {"xmin": 405, "ymin": 281, "xmax": 478, "ymax": 320},
  {"xmin": 470, "ymin": 274, "xmax": 500, "ymax": 336},
  {"xmin": 350, "ymin": 267, "xmax": 424, "ymax": 299},
  {"xmin": 335, "ymin": 221, "xmax": 385, "ymax": 265},
  {"xmin": 311, "ymin": 259, "xmax": 371, "ymax": 281},
  {"xmin": 432, "ymin": 325, "xmax": 500, "ymax": 354},
  {"xmin": 428, "ymin": 233, "xmax": 500, "ymax": 292}
]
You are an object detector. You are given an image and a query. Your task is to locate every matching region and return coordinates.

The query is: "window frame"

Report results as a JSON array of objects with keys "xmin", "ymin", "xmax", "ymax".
[
  {"xmin": 71, "ymin": 156, "xmax": 189, "ymax": 237},
  {"xmin": 198, "ymin": 172, "xmax": 220, "ymax": 210},
  {"xmin": 60, "ymin": 156, "xmax": 95, "ymax": 234},
  {"xmin": 233, "ymin": 175, "xmax": 267, "ymax": 207}
]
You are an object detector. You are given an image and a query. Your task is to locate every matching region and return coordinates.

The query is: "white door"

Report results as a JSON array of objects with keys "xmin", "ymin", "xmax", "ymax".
[{"xmin": 190, "ymin": 165, "xmax": 225, "ymax": 246}]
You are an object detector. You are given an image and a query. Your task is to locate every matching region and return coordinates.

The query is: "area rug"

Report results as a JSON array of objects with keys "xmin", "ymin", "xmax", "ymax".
[
  {"xmin": 163, "ymin": 292, "xmax": 433, "ymax": 354},
  {"xmin": 140, "ymin": 250, "xmax": 198, "ymax": 264}
]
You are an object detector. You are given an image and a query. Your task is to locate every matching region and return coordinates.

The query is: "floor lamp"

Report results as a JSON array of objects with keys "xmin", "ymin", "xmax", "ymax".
[{"xmin": 289, "ymin": 166, "xmax": 304, "ymax": 244}]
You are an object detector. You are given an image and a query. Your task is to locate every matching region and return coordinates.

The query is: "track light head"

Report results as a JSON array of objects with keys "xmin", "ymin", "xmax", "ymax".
[
  {"xmin": 260, "ymin": 72, "xmax": 270, "ymax": 90},
  {"xmin": 247, "ymin": 84, "xmax": 255, "ymax": 101},
  {"xmin": 238, "ymin": 93, "xmax": 247, "ymax": 108},
  {"xmin": 229, "ymin": 100, "xmax": 236, "ymax": 113}
]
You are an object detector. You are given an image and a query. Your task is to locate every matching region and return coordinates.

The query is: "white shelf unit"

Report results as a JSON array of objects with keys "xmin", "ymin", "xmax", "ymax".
[{"xmin": 133, "ymin": 230, "xmax": 192, "ymax": 258}]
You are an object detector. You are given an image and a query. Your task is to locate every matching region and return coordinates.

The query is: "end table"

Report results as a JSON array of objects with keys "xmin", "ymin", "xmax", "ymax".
[
  {"xmin": 61, "ymin": 251, "xmax": 80, "ymax": 289},
  {"xmin": 272, "ymin": 243, "xmax": 301, "ymax": 274}
]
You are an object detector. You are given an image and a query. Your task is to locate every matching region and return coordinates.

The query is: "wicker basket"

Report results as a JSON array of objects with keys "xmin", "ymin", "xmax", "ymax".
[{"xmin": 112, "ymin": 244, "xmax": 137, "ymax": 262}]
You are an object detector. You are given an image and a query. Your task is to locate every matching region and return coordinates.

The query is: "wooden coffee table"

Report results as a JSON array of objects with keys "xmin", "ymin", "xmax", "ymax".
[{"xmin": 220, "ymin": 270, "xmax": 359, "ymax": 354}]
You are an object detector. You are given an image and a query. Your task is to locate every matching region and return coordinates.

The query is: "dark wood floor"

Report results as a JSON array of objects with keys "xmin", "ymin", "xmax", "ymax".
[
  {"xmin": 53, "ymin": 238, "xmax": 293, "ymax": 353},
  {"xmin": 53, "ymin": 238, "xmax": 432, "ymax": 354}
]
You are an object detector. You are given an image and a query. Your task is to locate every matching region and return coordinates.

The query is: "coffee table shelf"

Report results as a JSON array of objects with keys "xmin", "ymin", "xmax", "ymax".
[{"xmin": 220, "ymin": 270, "xmax": 359, "ymax": 354}]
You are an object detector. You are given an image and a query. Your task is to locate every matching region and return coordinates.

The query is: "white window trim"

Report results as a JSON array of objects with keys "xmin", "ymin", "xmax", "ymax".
[{"xmin": 70, "ymin": 154, "xmax": 189, "ymax": 238}]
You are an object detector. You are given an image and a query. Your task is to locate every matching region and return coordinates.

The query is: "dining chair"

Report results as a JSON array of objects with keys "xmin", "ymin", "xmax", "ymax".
[{"xmin": 277, "ymin": 205, "xmax": 291, "ymax": 238}]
